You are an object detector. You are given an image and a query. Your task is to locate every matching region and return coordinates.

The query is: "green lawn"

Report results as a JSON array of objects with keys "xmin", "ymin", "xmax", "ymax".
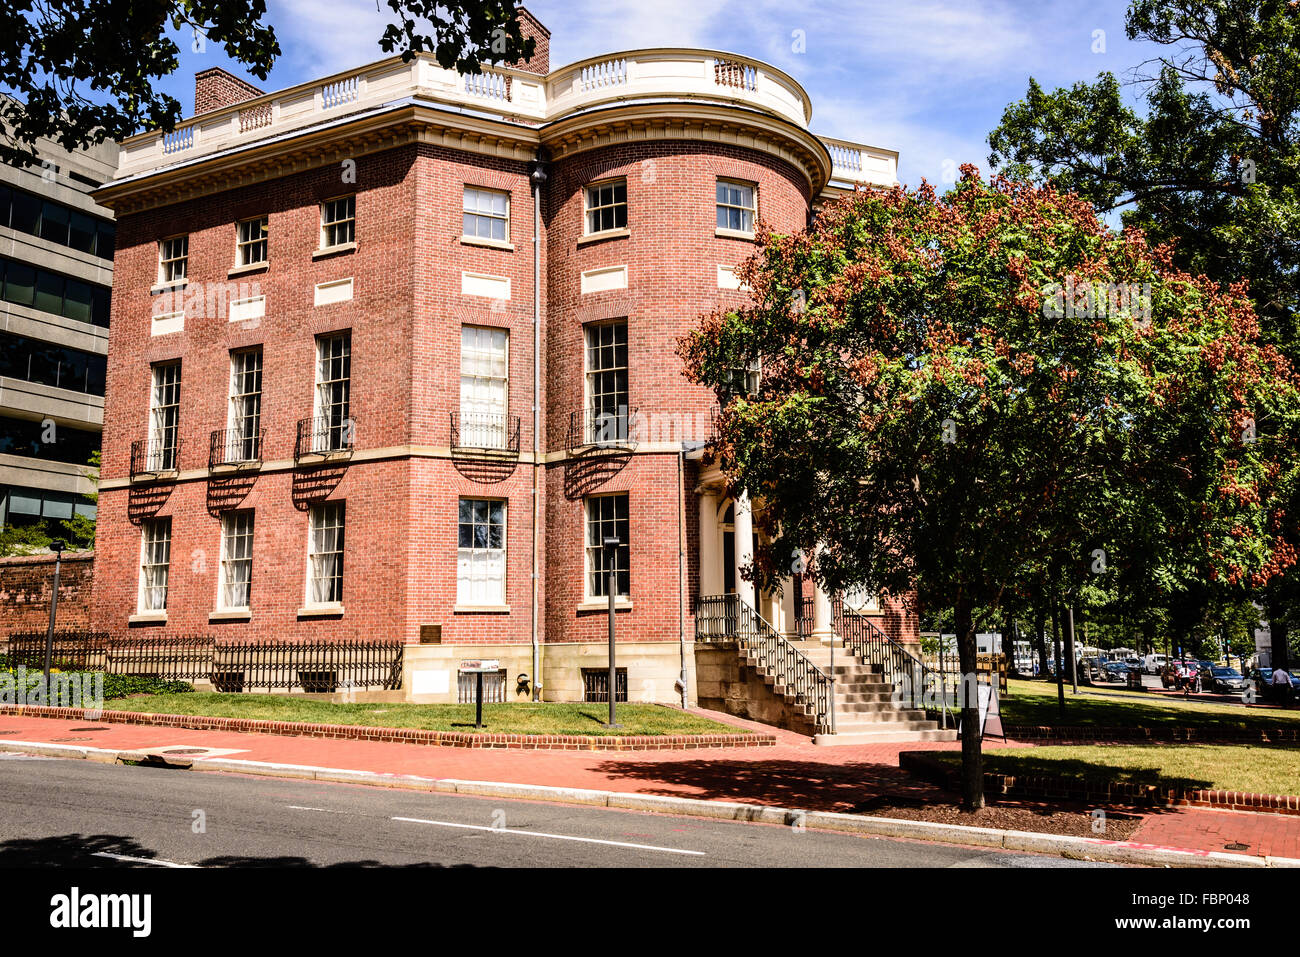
[
  {"xmin": 1001, "ymin": 678, "xmax": 1300, "ymax": 732},
  {"xmin": 103, "ymin": 693, "xmax": 748, "ymax": 737},
  {"xmin": 934, "ymin": 743, "xmax": 1300, "ymax": 796}
]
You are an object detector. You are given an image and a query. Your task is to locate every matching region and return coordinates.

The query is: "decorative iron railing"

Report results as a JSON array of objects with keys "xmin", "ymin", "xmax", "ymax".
[
  {"xmin": 130, "ymin": 437, "xmax": 183, "ymax": 479},
  {"xmin": 4, "ymin": 632, "xmax": 404, "ymax": 693},
  {"xmin": 295, "ymin": 415, "xmax": 354, "ymax": 463},
  {"xmin": 695, "ymin": 594, "xmax": 834, "ymax": 733},
  {"xmin": 832, "ymin": 600, "xmax": 955, "ymax": 725},
  {"xmin": 209, "ymin": 427, "xmax": 265, "ymax": 470},
  {"xmin": 449, "ymin": 411, "xmax": 520, "ymax": 457},
  {"xmin": 566, "ymin": 407, "xmax": 639, "ymax": 455}
]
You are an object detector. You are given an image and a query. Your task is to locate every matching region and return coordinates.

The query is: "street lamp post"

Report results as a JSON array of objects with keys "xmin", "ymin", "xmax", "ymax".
[
  {"xmin": 604, "ymin": 535, "xmax": 621, "ymax": 728},
  {"xmin": 43, "ymin": 540, "xmax": 65, "ymax": 685}
]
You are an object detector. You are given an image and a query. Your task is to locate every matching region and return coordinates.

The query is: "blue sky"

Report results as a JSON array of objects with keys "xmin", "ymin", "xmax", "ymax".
[{"xmin": 152, "ymin": 0, "xmax": 1165, "ymax": 189}]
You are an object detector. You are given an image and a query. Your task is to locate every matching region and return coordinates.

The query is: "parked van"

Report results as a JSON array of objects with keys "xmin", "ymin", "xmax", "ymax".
[{"xmin": 1143, "ymin": 653, "xmax": 1168, "ymax": 675}]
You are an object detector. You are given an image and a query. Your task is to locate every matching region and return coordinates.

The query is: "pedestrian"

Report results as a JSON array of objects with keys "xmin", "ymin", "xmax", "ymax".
[{"xmin": 1272, "ymin": 666, "xmax": 1293, "ymax": 707}]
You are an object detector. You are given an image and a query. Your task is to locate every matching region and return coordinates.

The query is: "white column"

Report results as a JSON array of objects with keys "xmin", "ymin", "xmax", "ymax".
[
  {"xmin": 696, "ymin": 488, "xmax": 721, "ymax": 598},
  {"xmin": 812, "ymin": 578, "xmax": 834, "ymax": 645},
  {"xmin": 780, "ymin": 576, "xmax": 798, "ymax": 639},
  {"xmin": 733, "ymin": 489, "xmax": 755, "ymax": 608}
]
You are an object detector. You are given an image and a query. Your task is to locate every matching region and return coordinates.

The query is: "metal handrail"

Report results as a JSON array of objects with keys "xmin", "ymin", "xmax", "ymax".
[
  {"xmin": 130, "ymin": 437, "xmax": 183, "ymax": 480},
  {"xmin": 695, "ymin": 593, "xmax": 835, "ymax": 733},
  {"xmin": 565, "ymin": 406, "xmax": 640, "ymax": 455},
  {"xmin": 449, "ymin": 411, "xmax": 521, "ymax": 456},
  {"xmin": 295, "ymin": 415, "xmax": 354, "ymax": 463},
  {"xmin": 832, "ymin": 598, "xmax": 955, "ymax": 726}
]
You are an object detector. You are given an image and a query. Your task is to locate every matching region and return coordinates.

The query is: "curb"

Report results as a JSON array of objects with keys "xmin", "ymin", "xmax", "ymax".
[
  {"xmin": 3, "ymin": 738, "xmax": 1295, "ymax": 869},
  {"xmin": 0, "ymin": 703, "xmax": 774, "ymax": 751}
]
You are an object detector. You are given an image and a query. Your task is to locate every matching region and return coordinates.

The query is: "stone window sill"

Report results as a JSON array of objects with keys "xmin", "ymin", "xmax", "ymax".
[
  {"xmin": 297, "ymin": 604, "xmax": 344, "ymax": 618},
  {"xmin": 460, "ymin": 235, "xmax": 514, "ymax": 252},
  {"xmin": 312, "ymin": 242, "xmax": 356, "ymax": 260},
  {"xmin": 576, "ymin": 228, "xmax": 629, "ymax": 247}
]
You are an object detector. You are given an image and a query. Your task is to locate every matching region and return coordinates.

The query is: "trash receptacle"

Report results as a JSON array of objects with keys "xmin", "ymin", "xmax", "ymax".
[{"xmin": 1126, "ymin": 668, "xmax": 1143, "ymax": 691}]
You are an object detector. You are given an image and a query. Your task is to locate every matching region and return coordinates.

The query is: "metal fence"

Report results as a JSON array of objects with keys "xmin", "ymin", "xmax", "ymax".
[{"xmin": 4, "ymin": 632, "xmax": 404, "ymax": 693}]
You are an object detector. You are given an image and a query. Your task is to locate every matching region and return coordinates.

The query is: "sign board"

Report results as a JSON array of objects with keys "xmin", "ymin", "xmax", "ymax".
[
  {"xmin": 958, "ymin": 679, "xmax": 1006, "ymax": 740},
  {"xmin": 458, "ymin": 659, "xmax": 500, "ymax": 674}
]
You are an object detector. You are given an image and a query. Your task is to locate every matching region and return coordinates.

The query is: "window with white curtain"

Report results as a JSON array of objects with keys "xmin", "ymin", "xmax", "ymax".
[
  {"xmin": 307, "ymin": 502, "xmax": 345, "ymax": 605},
  {"xmin": 139, "ymin": 518, "xmax": 172, "ymax": 612},
  {"xmin": 457, "ymin": 499, "xmax": 506, "ymax": 606},
  {"xmin": 219, "ymin": 511, "xmax": 255, "ymax": 610},
  {"xmin": 459, "ymin": 325, "xmax": 509, "ymax": 448}
]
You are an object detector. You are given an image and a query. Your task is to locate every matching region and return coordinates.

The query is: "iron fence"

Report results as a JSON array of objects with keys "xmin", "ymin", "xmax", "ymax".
[{"xmin": 4, "ymin": 632, "xmax": 404, "ymax": 692}]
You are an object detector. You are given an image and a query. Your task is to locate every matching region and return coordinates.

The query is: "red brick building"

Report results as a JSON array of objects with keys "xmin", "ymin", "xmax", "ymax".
[{"xmin": 91, "ymin": 10, "xmax": 916, "ymax": 710}]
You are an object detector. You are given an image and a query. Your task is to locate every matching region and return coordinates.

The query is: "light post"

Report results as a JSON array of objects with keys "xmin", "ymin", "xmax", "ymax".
[
  {"xmin": 43, "ymin": 539, "xmax": 65, "ymax": 685},
  {"xmin": 604, "ymin": 535, "xmax": 621, "ymax": 728}
]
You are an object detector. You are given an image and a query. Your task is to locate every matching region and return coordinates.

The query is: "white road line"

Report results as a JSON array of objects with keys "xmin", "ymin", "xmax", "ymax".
[
  {"xmin": 392, "ymin": 817, "xmax": 705, "ymax": 856},
  {"xmin": 90, "ymin": 851, "xmax": 197, "ymax": 868},
  {"xmin": 286, "ymin": 805, "xmax": 341, "ymax": 813}
]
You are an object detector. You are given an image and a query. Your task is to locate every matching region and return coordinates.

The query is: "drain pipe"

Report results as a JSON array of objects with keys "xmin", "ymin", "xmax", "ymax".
[
  {"xmin": 677, "ymin": 446, "xmax": 688, "ymax": 708},
  {"xmin": 529, "ymin": 155, "xmax": 547, "ymax": 701}
]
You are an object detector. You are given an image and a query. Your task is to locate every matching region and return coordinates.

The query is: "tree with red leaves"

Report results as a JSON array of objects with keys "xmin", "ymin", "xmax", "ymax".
[{"xmin": 680, "ymin": 167, "xmax": 1300, "ymax": 810}]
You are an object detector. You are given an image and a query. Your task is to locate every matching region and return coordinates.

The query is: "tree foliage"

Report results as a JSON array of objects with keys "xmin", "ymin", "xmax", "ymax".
[
  {"xmin": 0, "ymin": 0, "xmax": 533, "ymax": 166},
  {"xmin": 680, "ymin": 168, "xmax": 1300, "ymax": 807}
]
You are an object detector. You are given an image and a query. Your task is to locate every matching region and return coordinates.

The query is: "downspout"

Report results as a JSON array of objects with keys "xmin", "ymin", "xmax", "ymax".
[
  {"xmin": 529, "ymin": 155, "xmax": 547, "ymax": 701},
  {"xmin": 677, "ymin": 447, "xmax": 688, "ymax": 708}
]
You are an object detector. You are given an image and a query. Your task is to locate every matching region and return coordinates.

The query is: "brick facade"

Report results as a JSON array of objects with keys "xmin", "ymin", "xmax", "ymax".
[
  {"xmin": 90, "ymin": 12, "xmax": 916, "ymax": 700},
  {"xmin": 0, "ymin": 552, "xmax": 95, "ymax": 634}
]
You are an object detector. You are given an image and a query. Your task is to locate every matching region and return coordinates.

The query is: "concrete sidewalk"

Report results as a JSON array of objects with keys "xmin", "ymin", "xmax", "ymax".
[{"xmin": 0, "ymin": 707, "xmax": 1296, "ymax": 863}]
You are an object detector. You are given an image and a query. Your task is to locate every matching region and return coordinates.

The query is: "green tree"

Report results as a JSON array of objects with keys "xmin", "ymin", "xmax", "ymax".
[
  {"xmin": 0, "ymin": 0, "xmax": 534, "ymax": 166},
  {"xmin": 60, "ymin": 449, "xmax": 99, "ymax": 549},
  {"xmin": 0, "ymin": 522, "xmax": 52, "ymax": 557},
  {"xmin": 680, "ymin": 169, "xmax": 1300, "ymax": 809}
]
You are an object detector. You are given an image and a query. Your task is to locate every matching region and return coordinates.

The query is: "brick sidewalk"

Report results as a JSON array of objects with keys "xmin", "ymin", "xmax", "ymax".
[{"xmin": 1, "ymin": 707, "xmax": 1296, "ymax": 860}]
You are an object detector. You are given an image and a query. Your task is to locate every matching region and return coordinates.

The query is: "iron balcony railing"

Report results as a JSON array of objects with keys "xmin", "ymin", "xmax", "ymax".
[
  {"xmin": 209, "ymin": 427, "xmax": 266, "ymax": 470},
  {"xmin": 695, "ymin": 593, "xmax": 835, "ymax": 733},
  {"xmin": 449, "ymin": 411, "xmax": 520, "ymax": 457},
  {"xmin": 566, "ymin": 406, "xmax": 640, "ymax": 455},
  {"xmin": 295, "ymin": 415, "xmax": 355, "ymax": 464},
  {"xmin": 832, "ymin": 598, "xmax": 955, "ymax": 726},
  {"xmin": 4, "ymin": 632, "xmax": 404, "ymax": 693},
  {"xmin": 130, "ymin": 437, "xmax": 183, "ymax": 480}
]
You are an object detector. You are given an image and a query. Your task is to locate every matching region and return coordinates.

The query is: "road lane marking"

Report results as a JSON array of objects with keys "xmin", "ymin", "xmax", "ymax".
[
  {"xmin": 391, "ymin": 817, "xmax": 705, "ymax": 856},
  {"xmin": 91, "ymin": 852, "xmax": 197, "ymax": 868},
  {"xmin": 286, "ymin": 805, "xmax": 341, "ymax": 813}
]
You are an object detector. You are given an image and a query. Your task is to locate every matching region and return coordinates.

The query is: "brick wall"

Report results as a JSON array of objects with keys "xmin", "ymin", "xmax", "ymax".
[
  {"xmin": 513, "ymin": 7, "xmax": 550, "ymax": 75},
  {"xmin": 194, "ymin": 68, "xmax": 264, "ymax": 115},
  {"xmin": 0, "ymin": 552, "xmax": 94, "ymax": 635}
]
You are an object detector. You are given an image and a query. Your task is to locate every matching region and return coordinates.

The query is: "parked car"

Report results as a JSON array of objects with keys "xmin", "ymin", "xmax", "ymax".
[
  {"xmin": 1102, "ymin": 661, "xmax": 1138, "ymax": 683},
  {"xmin": 1143, "ymin": 653, "xmax": 1168, "ymax": 675},
  {"xmin": 1201, "ymin": 665, "xmax": 1250, "ymax": 694},
  {"xmin": 1249, "ymin": 667, "xmax": 1300, "ymax": 703},
  {"xmin": 1160, "ymin": 659, "xmax": 1200, "ymax": 690}
]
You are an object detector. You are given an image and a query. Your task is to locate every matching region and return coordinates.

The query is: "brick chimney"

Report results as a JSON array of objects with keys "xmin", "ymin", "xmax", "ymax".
[
  {"xmin": 194, "ymin": 67, "xmax": 265, "ymax": 115},
  {"xmin": 511, "ymin": 7, "xmax": 550, "ymax": 76}
]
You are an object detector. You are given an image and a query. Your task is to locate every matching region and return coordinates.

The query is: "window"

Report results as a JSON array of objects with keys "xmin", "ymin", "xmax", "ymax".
[
  {"xmin": 219, "ymin": 512, "xmax": 255, "ymax": 610},
  {"xmin": 313, "ymin": 332, "xmax": 351, "ymax": 452},
  {"xmin": 717, "ymin": 180, "xmax": 756, "ymax": 234},
  {"xmin": 0, "ymin": 416, "xmax": 99, "ymax": 464},
  {"xmin": 462, "ymin": 187, "xmax": 509, "ymax": 242},
  {"xmin": 307, "ymin": 502, "xmax": 345, "ymax": 605},
  {"xmin": 139, "ymin": 518, "xmax": 172, "ymax": 613},
  {"xmin": 586, "ymin": 495, "xmax": 629, "ymax": 598},
  {"xmin": 158, "ymin": 236, "xmax": 188, "ymax": 284},
  {"xmin": 0, "ymin": 330, "xmax": 106, "ymax": 395},
  {"xmin": 842, "ymin": 584, "xmax": 880, "ymax": 614},
  {"xmin": 148, "ymin": 362, "xmax": 181, "ymax": 471},
  {"xmin": 457, "ymin": 499, "xmax": 506, "ymax": 606},
  {"xmin": 0, "ymin": 185, "xmax": 112, "ymax": 259},
  {"xmin": 584, "ymin": 180, "xmax": 627, "ymax": 234},
  {"xmin": 236, "ymin": 216, "xmax": 268, "ymax": 266},
  {"xmin": 584, "ymin": 321, "xmax": 628, "ymax": 443},
  {"xmin": 0, "ymin": 259, "xmax": 110, "ymax": 326},
  {"xmin": 320, "ymin": 196, "xmax": 355, "ymax": 249},
  {"xmin": 459, "ymin": 326, "xmax": 508, "ymax": 448},
  {"xmin": 226, "ymin": 348, "xmax": 263, "ymax": 461}
]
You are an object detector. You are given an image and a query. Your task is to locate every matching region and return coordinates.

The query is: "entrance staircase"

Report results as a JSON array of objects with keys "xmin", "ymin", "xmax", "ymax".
[{"xmin": 695, "ymin": 594, "xmax": 957, "ymax": 745}]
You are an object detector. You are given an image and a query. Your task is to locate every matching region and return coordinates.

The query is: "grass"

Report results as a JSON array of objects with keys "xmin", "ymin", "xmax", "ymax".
[
  {"xmin": 1001, "ymin": 677, "xmax": 1300, "ymax": 732},
  {"xmin": 101, "ymin": 693, "xmax": 749, "ymax": 737},
  {"xmin": 933, "ymin": 743, "xmax": 1300, "ymax": 796}
]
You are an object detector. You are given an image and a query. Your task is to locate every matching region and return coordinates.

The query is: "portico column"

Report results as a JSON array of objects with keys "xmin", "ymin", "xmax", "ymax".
[
  {"xmin": 696, "ymin": 487, "xmax": 721, "ymax": 598},
  {"xmin": 733, "ymin": 489, "xmax": 755, "ymax": 609},
  {"xmin": 812, "ymin": 547, "xmax": 834, "ymax": 644},
  {"xmin": 780, "ymin": 576, "xmax": 798, "ymax": 639}
]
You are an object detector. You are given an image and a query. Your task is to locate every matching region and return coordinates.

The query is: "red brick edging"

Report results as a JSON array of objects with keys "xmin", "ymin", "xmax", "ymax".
[
  {"xmin": 0, "ymin": 703, "xmax": 775, "ymax": 751},
  {"xmin": 900, "ymin": 750, "xmax": 1300, "ymax": 815},
  {"xmin": 1003, "ymin": 724, "xmax": 1300, "ymax": 744}
]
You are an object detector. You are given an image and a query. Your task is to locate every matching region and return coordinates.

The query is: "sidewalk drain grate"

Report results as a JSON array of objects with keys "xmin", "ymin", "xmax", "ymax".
[
  {"xmin": 161, "ymin": 748, "xmax": 209, "ymax": 755},
  {"xmin": 1224, "ymin": 842, "xmax": 1250, "ymax": 851},
  {"xmin": 70, "ymin": 727, "xmax": 111, "ymax": 732}
]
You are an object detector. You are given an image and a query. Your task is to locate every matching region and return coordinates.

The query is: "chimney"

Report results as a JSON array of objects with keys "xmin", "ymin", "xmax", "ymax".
[
  {"xmin": 194, "ymin": 67, "xmax": 265, "ymax": 115},
  {"xmin": 510, "ymin": 7, "xmax": 550, "ymax": 76}
]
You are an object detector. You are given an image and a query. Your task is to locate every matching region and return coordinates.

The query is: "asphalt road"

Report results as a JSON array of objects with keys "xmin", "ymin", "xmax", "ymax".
[{"xmin": 0, "ymin": 754, "xmax": 1111, "ymax": 868}]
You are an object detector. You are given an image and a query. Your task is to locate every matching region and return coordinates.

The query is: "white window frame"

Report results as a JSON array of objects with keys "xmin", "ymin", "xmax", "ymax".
[
  {"xmin": 459, "ymin": 325, "xmax": 509, "ymax": 449},
  {"xmin": 306, "ymin": 501, "xmax": 345, "ymax": 607},
  {"xmin": 584, "ymin": 320, "xmax": 629, "ymax": 444},
  {"xmin": 218, "ymin": 511, "xmax": 255, "ymax": 611},
  {"xmin": 320, "ymin": 196, "xmax": 355, "ymax": 250},
  {"xmin": 235, "ymin": 216, "xmax": 268, "ymax": 266},
  {"xmin": 312, "ymin": 332, "xmax": 351, "ymax": 452},
  {"xmin": 138, "ymin": 518, "xmax": 172, "ymax": 613},
  {"xmin": 457, "ymin": 498, "xmax": 507, "ymax": 607},
  {"xmin": 147, "ymin": 361, "xmax": 181, "ymax": 471},
  {"xmin": 583, "ymin": 179, "xmax": 628, "ymax": 235},
  {"xmin": 225, "ymin": 348, "xmax": 262, "ymax": 463},
  {"xmin": 842, "ymin": 584, "xmax": 881, "ymax": 614},
  {"xmin": 462, "ymin": 187, "xmax": 510, "ymax": 243},
  {"xmin": 585, "ymin": 493, "xmax": 630, "ymax": 600},
  {"xmin": 158, "ymin": 235, "xmax": 188, "ymax": 284},
  {"xmin": 716, "ymin": 179, "xmax": 757, "ymax": 235}
]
